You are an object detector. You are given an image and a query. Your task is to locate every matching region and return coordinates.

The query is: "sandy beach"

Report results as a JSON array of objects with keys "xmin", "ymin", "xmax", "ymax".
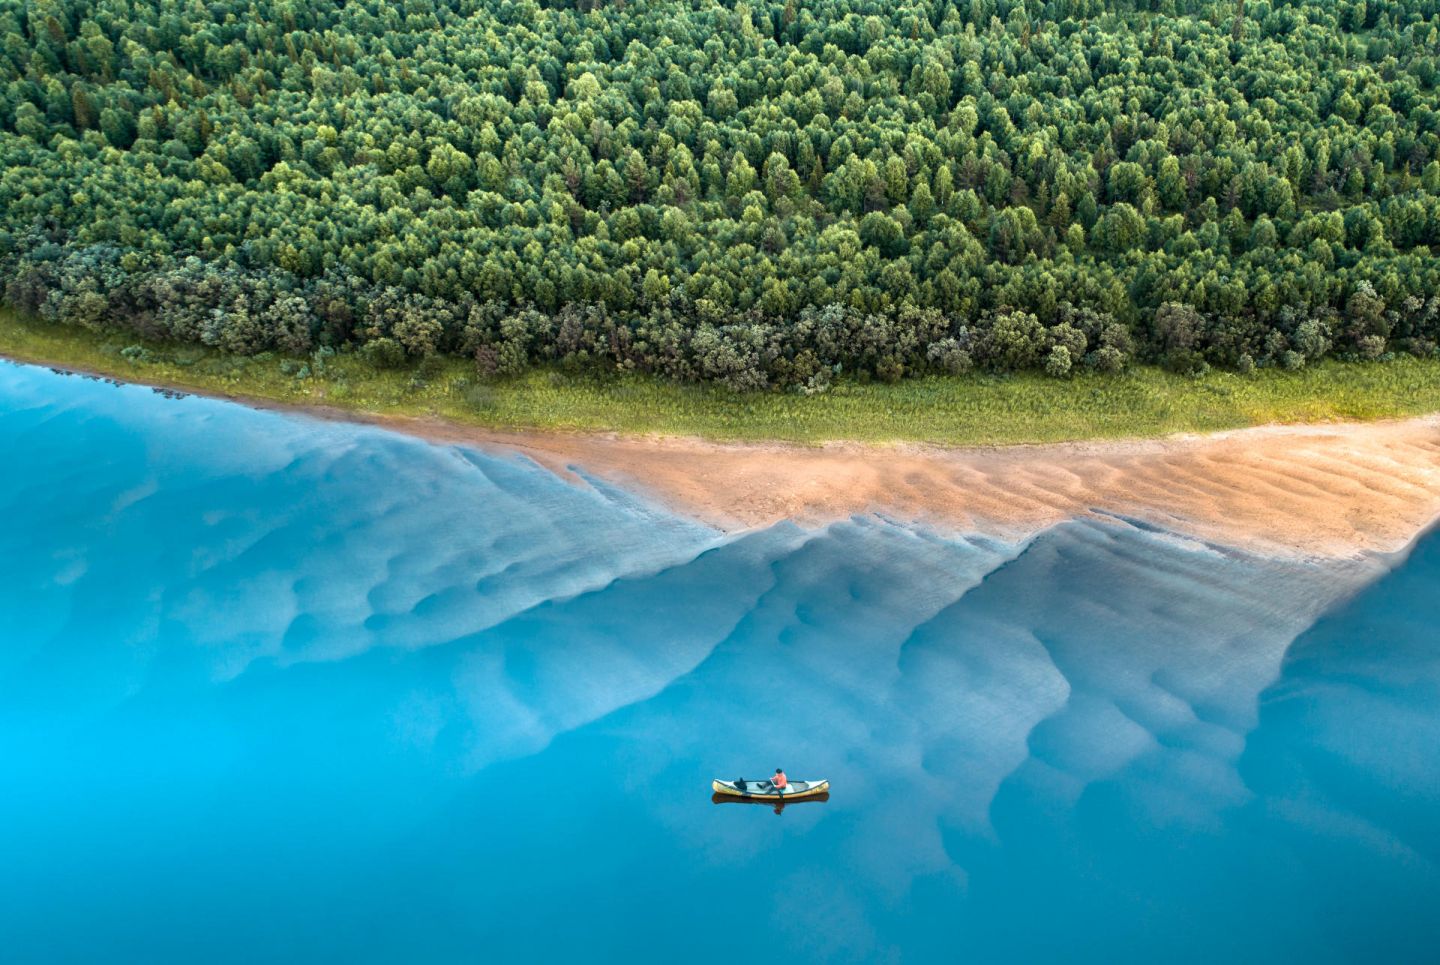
[{"xmin": 390, "ymin": 411, "xmax": 1440, "ymax": 560}]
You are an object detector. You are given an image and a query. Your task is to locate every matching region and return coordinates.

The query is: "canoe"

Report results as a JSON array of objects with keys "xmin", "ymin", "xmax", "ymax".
[{"xmin": 711, "ymin": 778, "xmax": 830, "ymax": 801}]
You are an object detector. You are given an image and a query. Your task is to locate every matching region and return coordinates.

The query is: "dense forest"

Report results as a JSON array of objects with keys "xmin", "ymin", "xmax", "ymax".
[{"xmin": 2, "ymin": 0, "xmax": 1440, "ymax": 389}]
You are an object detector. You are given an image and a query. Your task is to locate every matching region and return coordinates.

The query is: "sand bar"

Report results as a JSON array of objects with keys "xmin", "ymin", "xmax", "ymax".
[{"xmin": 397, "ymin": 413, "xmax": 1440, "ymax": 560}]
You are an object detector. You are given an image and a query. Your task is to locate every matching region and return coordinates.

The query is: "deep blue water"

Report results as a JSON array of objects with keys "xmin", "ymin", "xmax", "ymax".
[{"xmin": 1, "ymin": 361, "xmax": 1437, "ymax": 963}]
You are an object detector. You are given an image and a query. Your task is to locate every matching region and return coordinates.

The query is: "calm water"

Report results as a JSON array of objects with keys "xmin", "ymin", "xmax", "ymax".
[{"xmin": 1, "ymin": 361, "xmax": 1437, "ymax": 963}]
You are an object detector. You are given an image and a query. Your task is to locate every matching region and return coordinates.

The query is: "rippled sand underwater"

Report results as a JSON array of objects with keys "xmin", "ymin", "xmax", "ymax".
[{"xmin": 2, "ymin": 362, "xmax": 1437, "ymax": 963}]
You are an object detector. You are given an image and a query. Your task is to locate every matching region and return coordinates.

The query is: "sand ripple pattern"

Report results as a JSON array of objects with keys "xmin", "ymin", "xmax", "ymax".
[{"xmin": 451, "ymin": 416, "xmax": 1440, "ymax": 560}]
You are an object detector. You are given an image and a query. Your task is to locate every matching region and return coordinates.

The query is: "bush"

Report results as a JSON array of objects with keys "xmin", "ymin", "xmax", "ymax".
[
  {"xmin": 1293, "ymin": 318, "xmax": 1332, "ymax": 361},
  {"xmin": 1085, "ymin": 346, "xmax": 1127, "ymax": 375},
  {"xmin": 360, "ymin": 337, "xmax": 406, "ymax": 370},
  {"xmin": 926, "ymin": 338, "xmax": 973, "ymax": 375},
  {"xmin": 983, "ymin": 311, "xmax": 1045, "ymax": 371},
  {"xmin": 1164, "ymin": 349, "xmax": 1210, "ymax": 377},
  {"xmin": 1356, "ymin": 335, "xmax": 1387, "ymax": 360}
]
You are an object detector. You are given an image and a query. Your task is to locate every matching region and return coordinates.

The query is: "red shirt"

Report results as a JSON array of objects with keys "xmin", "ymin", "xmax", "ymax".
[{"xmin": 773, "ymin": 772, "xmax": 787, "ymax": 789}]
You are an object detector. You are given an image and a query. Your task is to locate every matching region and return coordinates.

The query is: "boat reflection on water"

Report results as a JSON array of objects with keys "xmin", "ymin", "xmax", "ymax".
[{"xmin": 711, "ymin": 792, "xmax": 831, "ymax": 814}]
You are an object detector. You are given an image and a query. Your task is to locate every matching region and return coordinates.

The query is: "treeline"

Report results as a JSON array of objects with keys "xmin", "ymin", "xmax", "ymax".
[{"xmin": 2, "ymin": 0, "xmax": 1440, "ymax": 388}]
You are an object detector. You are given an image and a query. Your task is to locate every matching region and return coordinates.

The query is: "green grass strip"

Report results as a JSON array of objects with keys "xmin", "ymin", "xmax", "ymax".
[{"xmin": 4, "ymin": 309, "xmax": 1440, "ymax": 446}]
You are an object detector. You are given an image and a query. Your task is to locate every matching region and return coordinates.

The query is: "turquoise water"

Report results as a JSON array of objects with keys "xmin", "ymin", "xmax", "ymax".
[{"xmin": 1, "ymin": 361, "xmax": 1437, "ymax": 963}]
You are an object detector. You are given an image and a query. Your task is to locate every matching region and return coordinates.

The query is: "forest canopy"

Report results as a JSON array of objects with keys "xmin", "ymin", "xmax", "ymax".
[{"xmin": 2, "ymin": 0, "xmax": 1439, "ymax": 389}]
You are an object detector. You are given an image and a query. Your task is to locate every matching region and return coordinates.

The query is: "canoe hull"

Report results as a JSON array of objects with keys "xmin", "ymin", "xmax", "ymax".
[
  {"xmin": 711, "ymin": 792, "xmax": 829, "ymax": 807},
  {"xmin": 711, "ymin": 779, "xmax": 830, "ymax": 801}
]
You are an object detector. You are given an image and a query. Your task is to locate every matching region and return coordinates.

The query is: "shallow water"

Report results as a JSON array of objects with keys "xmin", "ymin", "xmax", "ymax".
[{"xmin": 1, "ymin": 362, "xmax": 1436, "ymax": 963}]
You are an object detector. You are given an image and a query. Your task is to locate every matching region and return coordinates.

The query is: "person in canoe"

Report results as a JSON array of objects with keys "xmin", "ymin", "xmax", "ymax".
[{"xmin": 771, "ymin": 768, "xmax": 787, "ymax": 795}]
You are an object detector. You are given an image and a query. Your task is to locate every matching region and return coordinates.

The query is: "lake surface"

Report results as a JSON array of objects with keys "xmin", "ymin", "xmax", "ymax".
[{"xmin": 2, "ymin": 361, "xmax": 1437, "ymax": 963}]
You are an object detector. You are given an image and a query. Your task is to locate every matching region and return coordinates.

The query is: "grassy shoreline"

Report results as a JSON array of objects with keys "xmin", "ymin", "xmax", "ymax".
[{"xmin": 4, "ymin": 309, "xmax": 1440, "ymax": 446}]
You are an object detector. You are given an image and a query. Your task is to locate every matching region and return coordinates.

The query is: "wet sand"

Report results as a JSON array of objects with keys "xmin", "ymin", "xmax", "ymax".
[{"xmin": 399, "ymin": 414, "xmax": 1440, "ymax": 560}]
